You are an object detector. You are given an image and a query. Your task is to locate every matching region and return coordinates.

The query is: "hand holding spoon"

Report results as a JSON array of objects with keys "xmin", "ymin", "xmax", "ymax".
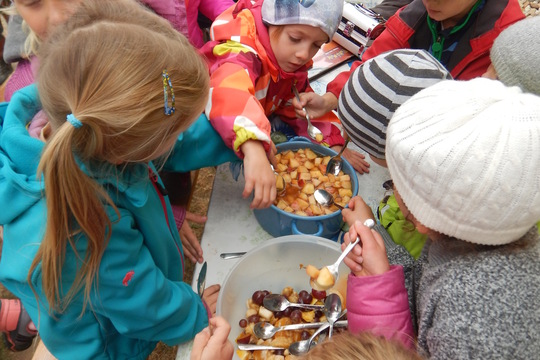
[
  {"xmin": 310, "ymin": 219, "xmax": 376, "ymax": 290},
  {"xmin": 292, "ymin": 86, "xmax": 323, "ymax": 142}
]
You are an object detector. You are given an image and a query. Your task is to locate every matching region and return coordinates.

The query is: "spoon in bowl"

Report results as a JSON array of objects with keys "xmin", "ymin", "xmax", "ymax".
[
  {"xmin": 323, "ymin": 293, "xmax": 342, "ymax": 338},
  {"xmin": 314, "ymin": 189, "xmax": 344, "ymax": 210},
  {"xmin": 254, "ymin": 320, "xmax": 348, "ymax": 340},
  {"xmin": 263, "ymin": 294, "xmax": 324, "ymax": 312},
  {"xmin": 326, "ymin": 136, "xmax": 350, "ymax": 176},
  {"xmin": 311, "ymin": 219, "xmax": 376, "ymax": 290},
  {"xmin": 292, "ymin": 85, "xmax": 323, "ymax": 142},
  {"xmin": 288, "ymin": 322, "xmax": 330, "ymax": 356}
]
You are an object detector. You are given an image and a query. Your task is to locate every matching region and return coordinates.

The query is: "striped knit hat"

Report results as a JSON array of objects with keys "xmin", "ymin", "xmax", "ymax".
[{"xmin": 338, "ymin": 49, "xmax": 452, "ymax": 160}]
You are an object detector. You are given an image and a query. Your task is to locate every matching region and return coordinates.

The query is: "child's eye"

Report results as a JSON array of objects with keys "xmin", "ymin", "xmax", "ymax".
[{"xmin": 288, "ymin": 36, "xmax": 301, "ymax": 43}]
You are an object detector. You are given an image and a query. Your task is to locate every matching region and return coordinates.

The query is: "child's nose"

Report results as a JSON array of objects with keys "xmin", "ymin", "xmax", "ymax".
[{"xmin": 295, "ymin": 46, "xmax": 310, "ymax": 62}]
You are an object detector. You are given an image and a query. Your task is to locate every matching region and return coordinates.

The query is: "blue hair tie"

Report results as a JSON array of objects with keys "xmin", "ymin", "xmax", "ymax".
[{"xmin": 66, "ymin": 113, "xmax": 83, "ymax": 128}]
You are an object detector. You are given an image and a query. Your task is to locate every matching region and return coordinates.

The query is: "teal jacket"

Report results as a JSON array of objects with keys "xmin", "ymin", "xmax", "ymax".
[{"xmin": 0, "ymin": 85, "xmax": 237, "ymax": 359}]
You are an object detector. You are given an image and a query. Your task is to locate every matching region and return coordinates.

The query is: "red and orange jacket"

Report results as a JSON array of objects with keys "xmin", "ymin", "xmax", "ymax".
[
  {"xmin": 327, "ymin": 0, "xmax": 525, "ymax": 98},
  {"xmin": 200, "ymin": 0, "xmax": 344, "ymax": 157}
]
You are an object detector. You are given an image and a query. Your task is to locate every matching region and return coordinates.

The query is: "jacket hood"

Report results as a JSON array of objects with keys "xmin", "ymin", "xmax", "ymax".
[{"xmin": 0, "ymin": 84, "xmax": 46, "ymax": 225}]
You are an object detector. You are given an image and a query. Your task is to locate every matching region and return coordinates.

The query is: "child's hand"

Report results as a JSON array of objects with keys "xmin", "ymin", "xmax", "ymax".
[
  {"xmin": 179, "ymin": 211, "xmax": 207, "ymax": 264},
  {"xmin": 342, "ymin": 147, "xmax": 370, "ymax": 174},
  {"xmin": 341, "ymin": 196, "xmax": 375, "ymax": 228},
  {"xmin": 202, "ymin": 284, "xmax": 221, "ymax": 315},
  {"xmin": 190, "ymin": 316, "xmax": 234, "ymax": 360},
  {"xmin": 342, "ymin": 220, "xmax": 390, "ymax": 277},
  {"xmin": 240, "ymin": 140, "xmax": 277, "ymax": 209},
  {"xmin": 292, "ymin": 92, "xmax": 338, "ymax": 120}
]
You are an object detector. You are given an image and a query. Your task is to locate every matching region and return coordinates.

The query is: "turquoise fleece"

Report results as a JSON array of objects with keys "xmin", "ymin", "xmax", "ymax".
[{"xmin": 0, "ymin": 85, "xmax": 236, "ymax": 359}]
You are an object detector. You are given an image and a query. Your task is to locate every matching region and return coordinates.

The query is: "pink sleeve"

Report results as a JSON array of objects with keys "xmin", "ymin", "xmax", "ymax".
[
  {"xmin": 198, "ymin": 0, "xmax": 235, "ymax": 21},
  {"xmin": 3, "ymin": 59, "xmax": 34, "ymax": 102},
  {"xmin": 346, "ymin": 265, "xmax": 415, "ymax": 349}
]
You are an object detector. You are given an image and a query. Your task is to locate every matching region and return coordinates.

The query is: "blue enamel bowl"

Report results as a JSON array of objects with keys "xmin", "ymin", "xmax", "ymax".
[{"xmin": 253, "ymin": 139, "xmax": 359, "ymax": 241}]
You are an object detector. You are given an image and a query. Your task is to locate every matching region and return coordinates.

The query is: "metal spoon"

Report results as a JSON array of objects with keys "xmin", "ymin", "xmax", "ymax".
[
  {"xmin": 323, "ymin": 294, "xmax": 341, "ymax": 338},
  {"xmin": 312, "ymin": 219, "xmax": 376, "ymax": 290},
  {"xmin": 288, "ymin": 322, "xmax": 330, "ymax": 356},
  {"xmin": 196, "ymin": 262, "xmax": 207, "ymax": 299},
  {"xmin": 237, "ymin": 344, "xmax": 285, "ymax": 351},
  {"xmin": 292, "ymin": 85, "xmax": 323, "ymax": 142},
  {"xmin": 219, "ymin": 252, "xmax": 246, "ymax": 259},
  {"xmin": 314, "ymin": 189, "xmax": 344, "ymax": 210},
  {"xmin": 326, "ymin": 137, "xmax": 350, "ymax": 176},
  {"xmin": 263, "ymin": 294, "xmax": 324, "ymax": 312},
  {"xmin": 254, "ymin": 320, "xmax": 348, "ymax": 340}
]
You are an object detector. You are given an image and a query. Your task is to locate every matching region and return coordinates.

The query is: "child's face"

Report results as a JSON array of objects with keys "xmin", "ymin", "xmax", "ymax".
[
  {"xmin": 422, "ymin": 0, "xmax": 479, "ymax": 27},
  {"xmin": 14, "ymin": 0, "xmax": 82, "ymax": 40},
  {"xmin": 268, "ymin": 24, "xmax": 328, "ymax": 73}
]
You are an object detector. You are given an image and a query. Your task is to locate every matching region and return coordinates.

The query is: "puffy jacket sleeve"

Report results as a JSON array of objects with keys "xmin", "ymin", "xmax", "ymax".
[
  {"xmin": 92, "ymin": 208, "xmax": 208, "ymax": 345},
  {"xmin": 204, "ymin": 44, "xmax": 272, "ymax": 158},
  {"xmin": 346, "ymin": 265, "xmax": 415, "ymax": 349}
]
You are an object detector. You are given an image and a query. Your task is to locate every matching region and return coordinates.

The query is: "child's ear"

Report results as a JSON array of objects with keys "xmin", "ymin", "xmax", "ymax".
[{"xmin": 415, "ymin": 222, "xmax": 430, "ymax": 235}]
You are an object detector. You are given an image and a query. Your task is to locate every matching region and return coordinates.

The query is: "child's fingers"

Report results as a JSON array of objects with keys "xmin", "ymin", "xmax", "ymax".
[
  {"xmin": 190, "ymin": 327, "xmax": 211, "ymax": 360},
  {"xmin": 209, "ymin": 316, "xmax": 232, "ymax": 342}
]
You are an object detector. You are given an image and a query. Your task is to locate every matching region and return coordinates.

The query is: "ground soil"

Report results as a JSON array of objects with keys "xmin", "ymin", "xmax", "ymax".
[{"xmin": 0, "ymin": 167, "xmax": 216, "ymax": 360}]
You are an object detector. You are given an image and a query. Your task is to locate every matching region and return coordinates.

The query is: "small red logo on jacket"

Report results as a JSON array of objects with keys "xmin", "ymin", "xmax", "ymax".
[{"xmin": 122, "ymin": 270, "xmax": 135, "ymax": 286}]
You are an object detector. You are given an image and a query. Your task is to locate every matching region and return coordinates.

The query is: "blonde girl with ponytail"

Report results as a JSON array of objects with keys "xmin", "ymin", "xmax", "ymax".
[{"xmin": 0, "ymin": 0, "xmax": 231, "ymax": 358}]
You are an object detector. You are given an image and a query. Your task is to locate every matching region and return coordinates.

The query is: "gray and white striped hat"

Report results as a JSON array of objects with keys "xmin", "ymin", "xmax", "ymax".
[{"xmin": 338, "ymin": 49, "xmax": 452, "ymax": 160}]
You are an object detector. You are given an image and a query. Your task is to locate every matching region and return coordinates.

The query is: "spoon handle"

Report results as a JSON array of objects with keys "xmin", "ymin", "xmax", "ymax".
[
  {"xmin": 219, "ymin": 252, "xmax": 246, "ymax": 259},
  {"xmin": 332, "ymin": 219, "xmax": 375, "ymax": 269},
  {"xmin": 238, "ymin": 344, "xmax": 285, "ymax": 351},
  {"xmin": 336, "ymin": 138, "xmax": 350, "ymax": 157}
]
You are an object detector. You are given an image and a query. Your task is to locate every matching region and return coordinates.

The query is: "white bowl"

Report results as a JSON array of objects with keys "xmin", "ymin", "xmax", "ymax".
[{"xmin": 216, "ymin": 235, "xmax": 349, "ymax": 357}]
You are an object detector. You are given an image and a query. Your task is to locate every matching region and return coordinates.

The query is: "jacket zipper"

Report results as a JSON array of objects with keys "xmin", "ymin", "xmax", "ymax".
[{"xmin": 148, "ymin": 167, "xmax": 185, "ymax": 273}]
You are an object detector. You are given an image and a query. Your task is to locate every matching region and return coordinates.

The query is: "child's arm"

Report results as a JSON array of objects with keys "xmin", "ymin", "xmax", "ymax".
[
  {"xmin": 190, "ymin": 316, "xmax": 234, "ymax": 360},
  {"xmin": 343, "ymin": 220, "xmax": 416, "ymax": 348},
  {"xmin": 240, "ymin": 140, "xmax": 276, "ymax": 209}
]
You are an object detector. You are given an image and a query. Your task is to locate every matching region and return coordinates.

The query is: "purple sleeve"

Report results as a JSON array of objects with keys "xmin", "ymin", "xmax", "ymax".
[{"xmin": 346, "ymin": 265, "xmax": 415, "ymax": 349}]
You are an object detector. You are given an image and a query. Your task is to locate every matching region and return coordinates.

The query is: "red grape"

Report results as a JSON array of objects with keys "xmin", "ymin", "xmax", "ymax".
[
  {"xmin": 238, "ymin": 319, "xmax": 247, "ymax": 328},
  {"xmin": 251, "ymin": 290, "xmax": 265, "ymax": 306},
  {"xmin": 311, "ymin": 289, "xmax": 327, "ymax": 300},
  {"xmin": 298, "ymin": 290, "xmax": 313, "ymax": 304},
  {"xmin": 290, "ymin": 309, "xmax": 302, "ymax": 324},
  {"xmin": 247, "ymin": 314, "xmax": 260, "ymax": 323}
]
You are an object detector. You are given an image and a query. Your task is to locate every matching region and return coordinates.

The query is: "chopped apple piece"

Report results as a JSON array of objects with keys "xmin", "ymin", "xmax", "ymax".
[
  {"xmin": 305, "ymin": 148, "xmax": 318, "ymax": 160},
  {"xmin": 338, "ymin": 189, "xmax": 353, "ymax": 197},
  {"xmin": 301, "ymin": 183, "xmax": 315, "ymax": 194},
  {"xmin": 305, "ymin": 264, "xmax": 320, "ymax": 278},
  {"xmin": 304, "ymin": 160, "xmax": 315, "ymax": 170},
  {"xmin": 276, "ymin": 199, "xmax": 288, "ymax": 210},
  {"xmin": 314, "ymin": 266, "xmax": 335, "ymax": 290},
  {"xmin": 289, "ymin": 158, "xmax": 300, "ymax": 169},
  {"xmin": 314, "ymin": 157, "xmax": 322, "ymax": 165},
  {"xmin": 340, "ymin": 175, "xmax": 351, "ymax": 182},
  {"xmin": 341, "ymin": 181, "xmax": 352, "ymax": 189},
  {"xmin": 297, "ymin": 165, "xmax": 309, "ymax": 173}
]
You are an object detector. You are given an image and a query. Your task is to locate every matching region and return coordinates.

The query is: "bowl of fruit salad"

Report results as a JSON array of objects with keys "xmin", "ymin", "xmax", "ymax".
[
  {"xmin": 253, "ymin": 139, "xmax": 358, "ymax": 241},
  {"xmin": 216, "ymin": 235, "xmax": 348, "ymax": 359}
]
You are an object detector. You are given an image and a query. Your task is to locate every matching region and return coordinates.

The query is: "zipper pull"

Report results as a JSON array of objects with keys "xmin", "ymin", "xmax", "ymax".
[{"xmin": 148, "ymin": 167, "xmax": 169, "ymax": 196}]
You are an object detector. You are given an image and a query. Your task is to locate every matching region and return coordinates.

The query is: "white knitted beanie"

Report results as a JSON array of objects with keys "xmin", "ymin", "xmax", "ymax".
[
  {"xmin": 261, "ymin": 0, "xmax": 344, "ymax": 40},
  {"xmin": 386, "ymin": 78, "xmax": 540, "ymax": 245},
  {"xmin": 338, "ymin": 49, "xmax": 451, "ymax": 159},
  {"xmin": 490, "ymin": 16, "xmax": 540, "ymax": 96}
]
